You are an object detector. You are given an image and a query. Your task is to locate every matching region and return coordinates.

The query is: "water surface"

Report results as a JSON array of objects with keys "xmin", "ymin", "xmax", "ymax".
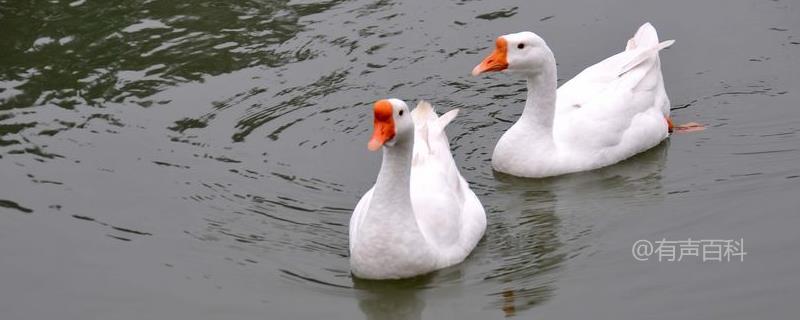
[{"xmin": 1, "ymin": 0, "xmax": 799, "ymax": 319}]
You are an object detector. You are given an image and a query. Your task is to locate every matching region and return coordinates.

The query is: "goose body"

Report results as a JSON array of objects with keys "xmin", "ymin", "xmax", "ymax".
[
  {"xmin": 349, "ymin": 99, "xmax": 486, "ymax": 279},
  {"xmin": 473, "ymin": 23, "xmax": 675, "ymax": 178}
]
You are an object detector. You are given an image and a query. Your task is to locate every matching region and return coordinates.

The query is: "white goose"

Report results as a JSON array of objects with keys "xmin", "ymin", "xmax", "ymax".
[
  {"xmin": 349, "ymin": 99, "xmax": 487, "ymax": 279},
  {"xmin": 472, "ymin": 23, "xmax": 677, "ymax": 178}
]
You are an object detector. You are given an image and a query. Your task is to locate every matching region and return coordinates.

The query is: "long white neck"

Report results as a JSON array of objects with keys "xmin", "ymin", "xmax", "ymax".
[
  {"xmin": 373, "ymin": 137, "xmax": 413, "ymax": 207},
  {"xmin": 518, "ymin": 55, "xmax": 558, "ymax": 134},
  {"xmin": 352, "ymin": 130, "xmax": 438, "ymax": 278},
  {"xmin": 367, "ymin": 132, "xmax": 418, "ymax": 229},
  {"xmin": 492, "ymin": 54, "xmax": 560, "ymax": 177}
]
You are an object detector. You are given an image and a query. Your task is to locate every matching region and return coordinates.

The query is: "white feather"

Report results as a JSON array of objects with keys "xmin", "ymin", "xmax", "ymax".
[
  {"xmin": 349, "ymin": 100, "xmax": 486, "ymax": 279},
  {"xmin": 489, "ymin": 23, "xmax": 674, "ymax": 177}
]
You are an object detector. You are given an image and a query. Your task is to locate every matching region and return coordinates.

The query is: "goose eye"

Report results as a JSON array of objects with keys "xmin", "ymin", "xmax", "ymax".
[
  {"xmin": 517, "ymin": 43, "xmax": 525, "ymax": 49},
  {"xmin": 398, "ymin": 110, "xmax": 404, "ymax": 116}
]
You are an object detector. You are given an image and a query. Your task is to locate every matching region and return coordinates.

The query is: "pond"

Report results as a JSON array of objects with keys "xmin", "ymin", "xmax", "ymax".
[{"xmin": 1, "ymin": 0, "xmax": 799, "ymax": 319}]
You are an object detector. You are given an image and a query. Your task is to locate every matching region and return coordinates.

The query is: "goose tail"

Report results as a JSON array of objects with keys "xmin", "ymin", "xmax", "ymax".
[{"xmin": 619, "ymin": 23, "xmax": 675, "ymax": 76}]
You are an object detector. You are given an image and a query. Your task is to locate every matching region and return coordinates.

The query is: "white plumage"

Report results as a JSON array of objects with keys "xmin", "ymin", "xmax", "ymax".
[
  {"xmin": 474, "ymin": 23, "xmax": 675, "ymax": 178},
  {"xmin": 349, "ymin": 99, "xmax": 486, "ymax": 279}
]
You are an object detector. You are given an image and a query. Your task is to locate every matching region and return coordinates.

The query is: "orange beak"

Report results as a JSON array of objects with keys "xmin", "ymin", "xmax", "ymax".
[
  {"xmin": 472, "ymin": 37, "xmax": 509, "ymax": 76},
  {"xmin": 367, "ymin": 99, "xmax": 395, "ymax": 151}
]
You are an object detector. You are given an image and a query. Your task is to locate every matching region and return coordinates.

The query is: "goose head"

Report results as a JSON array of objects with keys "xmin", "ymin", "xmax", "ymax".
[
  {"xmin": 472, "ymin": 32, "xmax": 554, "ymax": 77},
  {"xmin": 367, "ymin": 98, "xmax": 412, "ymax": 151}
]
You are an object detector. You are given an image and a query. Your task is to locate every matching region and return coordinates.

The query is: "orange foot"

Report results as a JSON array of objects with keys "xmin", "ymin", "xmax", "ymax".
[
  {"xmin": 666, "ymin": 117, "xmax": 675, "ymax": 133},
  {"xmin": 666, "ymin": 117, "xmax": 705, "ymax": 134}
]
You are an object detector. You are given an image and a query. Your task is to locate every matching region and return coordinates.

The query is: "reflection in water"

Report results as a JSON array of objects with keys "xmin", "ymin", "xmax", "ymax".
[
  {"xmin": 0, "ymin": 0, "xmax": 341, "ymax": 110},
  {"xmin": 484, "ymin": 141, "xmax": 669, "ymax": 316},
  {"xmin": 0, "ymin": 0, "xmax": 345, "ymax": 156},
  {"xmin": 353, "ymin": 276, "xmax": 431, "ymax": 320},
  {"xmin": 482, "ymin": 181, "xmax": 562, "ymax": 316}
]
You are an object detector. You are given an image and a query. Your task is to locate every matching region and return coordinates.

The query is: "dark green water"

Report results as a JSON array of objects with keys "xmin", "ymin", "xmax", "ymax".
[{"xmin": 1, "ymin": 0, "xmax": 799, "ymax": 319}]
